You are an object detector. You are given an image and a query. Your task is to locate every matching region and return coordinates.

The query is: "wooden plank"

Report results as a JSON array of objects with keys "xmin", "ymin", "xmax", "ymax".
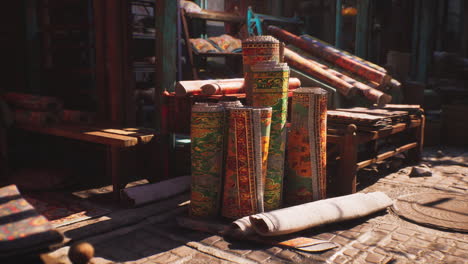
[
  {"xmin": 357, "ymin": 142, "xmax": 418, "ymax": 170},
  {"xmin": 336, "ymin": 124, "xmax": 358, "ymax": 195},
  {"xmin": 180, "ymin": 8, "xmax": 199, "ymax": 80},
  {"xmin": 100, "ymin": 128, "xmax": 155, "ymax": 144},
  {"xmin": 16, "ymin": 124, "xmax": 138, "ymax": 147}
]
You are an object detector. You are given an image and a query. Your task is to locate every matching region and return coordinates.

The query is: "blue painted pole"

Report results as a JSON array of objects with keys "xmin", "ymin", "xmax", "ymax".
[
  {"xmin": 355, "ymin": 0, "xmax": 370, "ymax": 58},
  {"xmin": 335, "ymin": 0, "xmax": 342, "ymax": 48}
]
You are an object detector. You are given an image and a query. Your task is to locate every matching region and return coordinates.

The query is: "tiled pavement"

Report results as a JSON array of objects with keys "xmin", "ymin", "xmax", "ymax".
[{"xmin": 49, "ymin": 147, "xmax": 468, "ymax": 264}]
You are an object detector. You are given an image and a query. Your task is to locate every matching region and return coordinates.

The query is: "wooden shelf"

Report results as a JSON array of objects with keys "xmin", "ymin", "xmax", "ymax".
[{"xmin": 185, "ymin": 10, "xmax": 244, "ymax": 23}]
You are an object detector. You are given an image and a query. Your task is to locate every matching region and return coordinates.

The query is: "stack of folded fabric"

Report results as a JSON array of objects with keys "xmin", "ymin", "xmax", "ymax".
[
  {"xmin": 190, "ymin": 34, "xmax": 242, "ymax": 54},
  {"xmin": 327, "ymin": 110, "xmax": 392, "ymax": 131}
]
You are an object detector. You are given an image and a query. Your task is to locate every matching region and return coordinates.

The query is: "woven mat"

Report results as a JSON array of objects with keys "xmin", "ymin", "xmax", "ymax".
[{"xmin": 24, "ymin": 192, "xmax": 110, "ymax": 228}]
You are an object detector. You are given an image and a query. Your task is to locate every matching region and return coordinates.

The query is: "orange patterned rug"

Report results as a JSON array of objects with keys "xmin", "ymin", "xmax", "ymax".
[{"xmin": 24, "ymin": 192, "xmax": 110, "ymax": 228}]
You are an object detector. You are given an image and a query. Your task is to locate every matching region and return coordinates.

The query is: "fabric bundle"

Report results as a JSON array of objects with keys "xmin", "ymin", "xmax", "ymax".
[
  {"xmin": 14, "ymin": 109, "xmax": 60, "ymax": 126},
  {"xmin": 222, "ymin": 106, "xmax": 272, "ymax": 219},
  {"xmin": 190, "ymin": 103, "xmax": 226, "ymax": 218},
  {"xmin": 249, "ymin": 61, "xmax": 290, "ymax": 211},
  {"xmin": 3, "ymin": 92, "xmax": 63, "ymax": 112},
  {"xmin": 242, "ymin": 35, "xmax": 282, "ymax": 105},
  {"xmin": 61, "ymin": 110, "xmax": 95, "ymax": 124},
  {"xmin": 230, "ymin": 192, "xmax": 393, "ymax": 237},
  {"xmin": 285, "ymin": 88, "xmax": 327, "ymax": 205},
  {"xmin": 208, "ymin": 34, "xmax": 242, "ymax": 53}
]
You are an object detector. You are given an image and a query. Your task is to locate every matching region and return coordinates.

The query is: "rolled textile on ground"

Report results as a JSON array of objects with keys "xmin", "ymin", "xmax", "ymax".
[
  {"xmin": 121, "ymin": 176, "xmax": 191, "ymax": 207},
  {"xmin": 268, "ymin": 26, "xmax": 391, "ymax": 86},
  {"xmin": 14, "ymin": 110, "xmax": 59, "ymax": 126},
  {"xmin": 248, "ymin": 192, "xmax": 393, "ymax": 236},
  {"xmin": 61, "ymin": 110, "xmax": 95, "ymax": 124},
  {"xmin": 249, "ymin": 61, "xmax": 290, "ymax": 211},
  {"xmin": 283, "ymin": 48, "xmax": 357, "ymax": 97},
  {"xmin": 242, "ymin": 36, "xmax": 281, "ymax": 105},
  {"xmin": 200, "ymin": 77, "xmax": 302, "ymax": 95},
  {"xmin": 285, "ymin": 88, "xmax": 327, "ymax": 205},
  {"xmin": 190, "ymin": 103, "xmax": 225, "ymax": 218},
  {"xmin": 3, "ymin": 93, "xmax": 63, "ymax": 112},
  {"xmin": 222, "ymin": 106, "xmax": 272, "ymax": 219}
]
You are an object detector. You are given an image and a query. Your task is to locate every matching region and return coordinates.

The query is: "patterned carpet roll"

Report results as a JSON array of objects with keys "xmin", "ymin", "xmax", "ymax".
[
  {"xmin": 222, "ymin": 106, "xmax": 272, "ymax": 219},
  {"xmin": 250, "ymin": 61, "xmax": 290, "ymax": 211},
  {"xmin": 242, "ymin": 35, "xmax": 281, "ymax": 105},
  {"xmin": 190, "ymin": 103, "xmax": 225, "ymax": 218},
  {"xmin": 285, "ymin": 88, "xmax": 328, "ymax": 205}
]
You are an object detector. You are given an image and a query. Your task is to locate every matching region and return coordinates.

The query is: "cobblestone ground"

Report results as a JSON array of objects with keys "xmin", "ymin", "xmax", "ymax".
[{"xmin": 50, "ymin": 147, "xmax": 468, "ymax": 264}]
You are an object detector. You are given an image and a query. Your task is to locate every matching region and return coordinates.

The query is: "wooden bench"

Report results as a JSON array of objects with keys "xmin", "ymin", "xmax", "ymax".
[
  {"xmin": 15, "ymin": 123, "xmax": 157, "ymax": 199},
  {"xmin": 327, "ymin": 108, "xmax": 425, "ymax": 196}
]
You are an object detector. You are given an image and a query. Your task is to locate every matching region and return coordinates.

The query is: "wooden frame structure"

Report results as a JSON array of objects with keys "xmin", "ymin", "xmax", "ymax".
[{"xmin": 327, "ymin": 113, "xmax": 425, "ymax": 195}]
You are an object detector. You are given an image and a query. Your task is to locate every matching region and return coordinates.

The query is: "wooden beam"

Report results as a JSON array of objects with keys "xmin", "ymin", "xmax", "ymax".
[{"xmin": 357, "ymin": 142, "xmax": 418, "ymax": 170}]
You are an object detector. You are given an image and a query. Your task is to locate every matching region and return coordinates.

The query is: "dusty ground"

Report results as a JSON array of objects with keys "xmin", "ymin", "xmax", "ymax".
[{"xmin": 30, "ymin": 147, "xmax": 468, "ymax": 263}]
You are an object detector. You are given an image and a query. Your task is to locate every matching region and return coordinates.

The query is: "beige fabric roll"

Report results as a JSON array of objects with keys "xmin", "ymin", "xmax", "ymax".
[{"xmin": 231, "ymin": 192, "xmax": 392, "ymax": 237}]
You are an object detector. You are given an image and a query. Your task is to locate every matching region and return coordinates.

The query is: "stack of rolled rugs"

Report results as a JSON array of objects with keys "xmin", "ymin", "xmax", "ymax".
[
  {"xmin": 267, "ymin": 25, "xmax": 398, "ymax": 106},
  {"xmin": 189, "ymin": 36, "xmax": 330, "ymax": 222},
  {"xmin": 2, "ymin": 92, "xmax": 94, "ymax": 126}
]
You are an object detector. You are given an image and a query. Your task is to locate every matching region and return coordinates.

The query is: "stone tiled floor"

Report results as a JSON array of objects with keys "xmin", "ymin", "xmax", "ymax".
[{"xmin": 47, "ymin": 147, "xmax": 468, "ymax": 264}]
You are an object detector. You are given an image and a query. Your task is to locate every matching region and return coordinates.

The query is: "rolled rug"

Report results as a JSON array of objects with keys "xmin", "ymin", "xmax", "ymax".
[
  {"xmin": 222, "ymin": 106, "xmax": 272, "ymax": 219},
  {"xmin": 249, "ymin": 61, "xmax": 290, "ymax": 211},
  {"xmin": 190, "ymin": 103, "xmax": 225, "ymax": 218},
  {"xmin": 285, "ymin": 88, "xmax": 327, "ymax": 205},
  {"xmin": 249, "ymin": 192, "xmax": 393, "ymax": 236},
  {"xmin": 242, "ymin": 35, "xmax": 281, "ymax": 105},
  {"xmin": 200, "ymin": 77, "xmax": 302, "ymax": 95},
  {"xmin": 3, "ymin": 93, "xmax": 63, "ymax": 112}
]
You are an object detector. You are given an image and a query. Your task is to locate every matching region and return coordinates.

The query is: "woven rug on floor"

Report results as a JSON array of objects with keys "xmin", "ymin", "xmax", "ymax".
[{"xmin": 24, "ymin": 192, "xmax": 111, "ymax": 228}]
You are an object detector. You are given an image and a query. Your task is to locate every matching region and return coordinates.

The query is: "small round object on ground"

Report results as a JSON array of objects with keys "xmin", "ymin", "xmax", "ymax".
[{"xmin": 68, "ymin": 242, "xmax": 95, "ymax": 264}]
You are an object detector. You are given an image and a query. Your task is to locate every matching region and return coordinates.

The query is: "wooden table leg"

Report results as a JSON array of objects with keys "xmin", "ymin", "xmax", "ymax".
[
  {"xmin": 337, "ymin": 124, "xmax": 358, "ymax": 195},
  {"xmin": 107, "ymin": 146, "xmax": 122, "ymax": 200}
]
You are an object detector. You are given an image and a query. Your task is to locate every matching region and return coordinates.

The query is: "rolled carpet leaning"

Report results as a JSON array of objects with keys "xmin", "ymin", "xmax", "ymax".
[
  {"xmin": 285, "ymin": 88, "xmax": 328, "ymax": 205},
  {"xmin": 222, "ymin": 106, "xmax": 272, "ymax": 219},
  {"xmin": 229, "ymin": 192, "xmax": 393, "ymax": 236},
  {"xmin": 249, "ymin": 61, "xmax": 290, "ymax": 211}
]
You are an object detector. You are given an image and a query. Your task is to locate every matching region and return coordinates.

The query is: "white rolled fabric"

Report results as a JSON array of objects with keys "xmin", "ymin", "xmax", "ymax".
[{"xmin": 246, "ymin": 192, "xmax": 392, "ymax": 236}]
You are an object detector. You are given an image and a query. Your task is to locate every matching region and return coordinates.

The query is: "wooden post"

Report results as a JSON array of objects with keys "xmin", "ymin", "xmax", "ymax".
[
  {"xmin": 155, "ymin": 0, "xmax": 177, "ymax": 179},
  {"xmin": 355, "ymin": 0, "xmax": 370, "ymax": 59},
  {"xmin": 408, "ymin": 114, "xmax": 425, "ymax": 163},
  {"xmin": 335, "ymin": 0, "xmax": 342, "ymax": 49},
  {"xmin": 337, "ymin": 124, "xmax": 358, "ymax": 195}
]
